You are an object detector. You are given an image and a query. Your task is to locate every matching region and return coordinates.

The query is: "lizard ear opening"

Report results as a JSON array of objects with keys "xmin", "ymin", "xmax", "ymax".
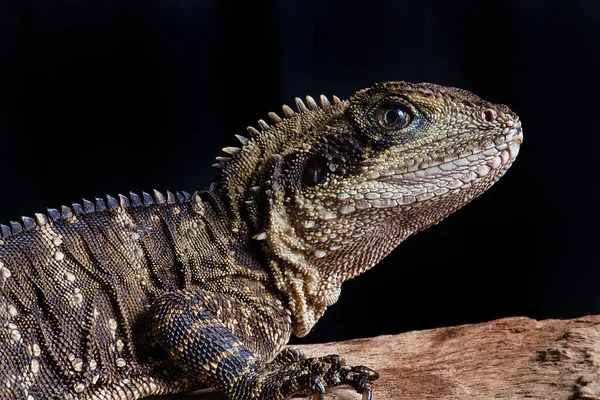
[{"xmin": 301, "ymin": 155, "xmax": 329, "ymax": 187}]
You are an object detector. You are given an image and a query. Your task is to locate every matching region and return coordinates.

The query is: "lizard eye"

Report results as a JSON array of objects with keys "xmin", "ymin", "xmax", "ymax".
[{"xmin": 377, "ymin": 105, "xmax": 411, "ymax": 129}]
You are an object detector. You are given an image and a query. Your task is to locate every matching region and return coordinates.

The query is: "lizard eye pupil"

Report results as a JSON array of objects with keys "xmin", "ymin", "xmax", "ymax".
[
  {"xmin": 384, "ymin": 109, "xmax": 399, "ymax": 125},
  {"xmin": 378, "ymin": 105, "xmax": 410, "ymax": 129}
]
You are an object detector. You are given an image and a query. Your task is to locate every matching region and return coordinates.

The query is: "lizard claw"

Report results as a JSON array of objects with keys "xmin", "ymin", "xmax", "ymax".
[
  {"xmin": 361, "ymin": 386, "xmax": 373, "ymax": 400},
  {"xmin": 312, "ymin": 392, "xmax": 325, "ymax": 400},
  {"xmin": 309, "ymin": 375, "xmax": 326, "ymax": 400}
]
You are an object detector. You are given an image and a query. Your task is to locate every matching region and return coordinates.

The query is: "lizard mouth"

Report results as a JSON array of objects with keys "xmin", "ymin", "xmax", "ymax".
[
  {"xmin": 394, "ymin": 123, "xmax": 522, "ymax": 176},
  {"xmin": 348, "ymin": 124, "xmax": 523, "ymax": 209},
  {"xmin": 395, "ymin": 123, "xmax": 521, "ymax": 177}
]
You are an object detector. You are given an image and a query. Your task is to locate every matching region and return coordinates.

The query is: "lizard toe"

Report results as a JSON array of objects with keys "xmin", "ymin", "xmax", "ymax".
[
  {"xmin": 361, "ymin": 386, "xmax": 373, "ymax": 400},
  {"xmin": 309, "ymin": 374, "xmax": 326, "ymax": 399}
]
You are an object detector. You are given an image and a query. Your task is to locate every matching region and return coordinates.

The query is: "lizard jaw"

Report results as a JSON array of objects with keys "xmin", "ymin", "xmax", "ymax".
[
  {"xmin": 320, "ymin": 121, "xmax": 523, "ymax": 219},
  {"xmin": 376, "ymin": 123, "xmax": 523, "ymax": 209}
]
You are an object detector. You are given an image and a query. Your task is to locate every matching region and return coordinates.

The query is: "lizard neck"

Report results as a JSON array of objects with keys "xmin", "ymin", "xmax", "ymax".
[
  {"xmin": 211, "ymin": 162, "xmax": 331, "ymax": 337},
  {"xmin": 208, "ymin": 104, "xmax": 361, "ymax": 337},
  {"xmin": 265, "ymin": 258, "xmax": 337, "ymax": 338},
  {"xmin": 206, "ymin": 183, "xmax": 320, "ymax": 337}
]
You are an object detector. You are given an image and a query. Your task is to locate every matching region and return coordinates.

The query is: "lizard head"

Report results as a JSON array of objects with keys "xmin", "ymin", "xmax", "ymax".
[{"xmin": 217, "ymin": 81, "xmax": 522, "ymax": 336}]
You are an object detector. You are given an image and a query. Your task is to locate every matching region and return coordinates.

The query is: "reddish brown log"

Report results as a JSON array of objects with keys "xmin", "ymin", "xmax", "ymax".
[{"xmin": 153, "ymin": 316, "xmax": 600, "ymax": 400}]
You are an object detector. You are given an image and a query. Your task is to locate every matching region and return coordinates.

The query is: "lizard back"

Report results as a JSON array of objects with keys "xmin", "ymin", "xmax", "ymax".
[{"xmin": 0, "ymin": 191, "xmax": 280, "ymax": 398}]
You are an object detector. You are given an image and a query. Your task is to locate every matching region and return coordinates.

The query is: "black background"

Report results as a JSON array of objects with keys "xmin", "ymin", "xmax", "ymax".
[{"xmin": 1, "ymin": 0, "xmax": 599, "ymax": 346}]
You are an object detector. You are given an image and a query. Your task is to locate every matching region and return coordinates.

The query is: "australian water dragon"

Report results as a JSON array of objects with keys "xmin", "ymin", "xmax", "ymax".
[{"xmin": 0, "ymin": 82, "xmax": 522, "ymax": 399}]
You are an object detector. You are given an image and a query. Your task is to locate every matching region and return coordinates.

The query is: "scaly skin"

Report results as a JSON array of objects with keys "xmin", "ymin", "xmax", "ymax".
[{"xmin": 0, "ymin": 82, "xmax": 522, "ymax": 399}]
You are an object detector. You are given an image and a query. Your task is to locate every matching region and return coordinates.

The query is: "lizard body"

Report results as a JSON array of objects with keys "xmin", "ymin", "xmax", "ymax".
[{"xmin": 0, "ymin": 82, "xmax": 522, "ymax": 399}]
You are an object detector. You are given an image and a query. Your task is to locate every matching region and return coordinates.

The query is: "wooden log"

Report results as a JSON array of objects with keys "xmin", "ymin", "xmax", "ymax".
[{"xmin": 152, "ymin": 315, "xmax": 600, "ymax": 399}]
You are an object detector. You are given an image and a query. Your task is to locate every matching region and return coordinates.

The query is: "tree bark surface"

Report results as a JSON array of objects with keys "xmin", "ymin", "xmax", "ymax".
[{"xmin": 154, "ymin": 315, "xmax": 600, "ymax": 400}]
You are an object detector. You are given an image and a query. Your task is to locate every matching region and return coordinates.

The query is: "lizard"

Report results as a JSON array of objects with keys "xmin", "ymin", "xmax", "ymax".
[{"xmin": 0, "ymin": 81, "xmax": 522, "ymax": 400}]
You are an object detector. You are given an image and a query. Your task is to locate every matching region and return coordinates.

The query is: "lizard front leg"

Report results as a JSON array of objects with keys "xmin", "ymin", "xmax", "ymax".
[{"xmin": 149, "ymin": 289, "xmax": 378, "ymax": 399}]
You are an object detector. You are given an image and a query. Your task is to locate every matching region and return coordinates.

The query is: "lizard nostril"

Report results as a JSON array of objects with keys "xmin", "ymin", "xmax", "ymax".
[
  {"xmin": 482, "ymin": 109, "xmax": 496, "ymax": 123},
  {"xmin": 516, "ymin": 126, "xmax": 524, "ymax": 144}
]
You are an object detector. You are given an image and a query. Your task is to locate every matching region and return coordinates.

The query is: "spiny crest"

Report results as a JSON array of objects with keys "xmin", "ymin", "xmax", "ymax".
[
  {"xmin": 213, "ymin": 94, "xmax": 341, "ymax": 170},
  {"xmin": 0, "ymin": 190, "xmax": 198, "ymax": 239}
]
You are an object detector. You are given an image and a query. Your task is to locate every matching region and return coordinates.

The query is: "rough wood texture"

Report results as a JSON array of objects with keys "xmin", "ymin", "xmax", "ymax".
[{"xmin": 154, "ymin": 315, "xmax": 600, "ymax": 399}]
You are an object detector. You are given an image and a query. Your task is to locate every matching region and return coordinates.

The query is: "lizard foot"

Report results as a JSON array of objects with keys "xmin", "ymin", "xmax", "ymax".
[
  {"xmin": 230, "ymin": 348, "xmax": 379, "ymax": 399},
  {"xmin": 300, "ymin": 353, "xmax": 379, "ymax": 398}
]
